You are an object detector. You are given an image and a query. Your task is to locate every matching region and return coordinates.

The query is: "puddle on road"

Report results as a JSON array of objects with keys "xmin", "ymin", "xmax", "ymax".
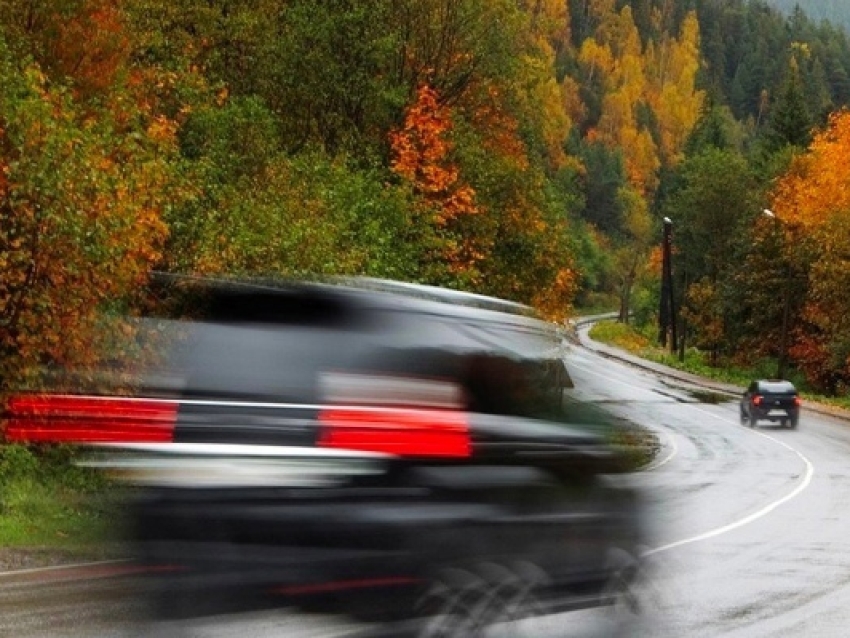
[
  {"xmin": 686, "ymin": 389, "xmax": 732, "ymax": 404},
  {"xmin": 658, "ymin": 380, "xmax": 735, "ymax": 405}
]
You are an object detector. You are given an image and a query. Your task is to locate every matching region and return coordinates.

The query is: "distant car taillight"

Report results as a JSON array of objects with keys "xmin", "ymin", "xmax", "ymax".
[
  {"xmin": 794, "ymin": 396, "xmax": 802, "ymax": 407},
  {"xmin": 318, "ymin": 407, "xmax": 470, "ymax": 458},
  {"xmin": 753, "ymin": 395, "xmax": 763, "ymax": 406},
  {"xmin": 5, "ymin": 394, "xmax": 177, "ymax": 444}
]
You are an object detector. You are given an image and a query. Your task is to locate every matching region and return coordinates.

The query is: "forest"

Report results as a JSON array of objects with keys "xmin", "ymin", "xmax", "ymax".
[
  {"xmin": 3, "ymin": 0, "xmax": 850, "ymax": 396},
  {"xmin": 767, "ymin": 0, "xmax": 850, "ymax": 31}
]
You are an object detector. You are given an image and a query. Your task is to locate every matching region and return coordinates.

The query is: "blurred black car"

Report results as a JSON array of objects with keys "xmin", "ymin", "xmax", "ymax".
[
  {"xmin": 6, "ymin": 278, "xmax": 645, "ymax": 634},
  {"xmin": 740, "ymin": 379, "xmax": 801, "ymax": 428}
]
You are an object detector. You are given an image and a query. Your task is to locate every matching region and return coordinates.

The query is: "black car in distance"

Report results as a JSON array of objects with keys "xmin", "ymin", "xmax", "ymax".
[
  {"xmin": 740, "ymin": 379, "xmax": 801, "ymax": 428},
  {"xmin": 6, "ymin": 277, "xmax": 648, "ymax": 636}
]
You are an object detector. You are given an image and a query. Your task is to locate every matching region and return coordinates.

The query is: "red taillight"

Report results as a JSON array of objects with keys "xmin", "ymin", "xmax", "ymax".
[
  {"xmin": 318, "ymin": 407, "xmax": 470, "ymax": 458},
  {"xmin": 5, "ymin": 394, "xmax": 177, "ymax": 444},
  {"xmin": 794, "ymin": 396, "xmax": 802, "ymax": 407},
  {"xmin": 753, "ymin": 395, "xmax": 763, "ymax": 406}
]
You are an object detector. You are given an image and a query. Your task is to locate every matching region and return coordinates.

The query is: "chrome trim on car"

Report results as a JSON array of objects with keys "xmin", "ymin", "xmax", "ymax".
[{"xmin": 80, "ymin": 443, "xmax": 392, "ymax": 488}]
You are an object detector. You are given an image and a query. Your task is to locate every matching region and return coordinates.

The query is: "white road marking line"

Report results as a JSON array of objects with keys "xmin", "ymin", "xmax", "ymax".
[
  {"xmin": 569, "ymin": 351, "xmax": 816, "ymax": 555},
  {"xmin": 645, "ymin": 402, "xmax": 813, "ymax": 556},
  {"xmin": 640, "ymin": 430, "xmax": 678, "ymax": 472}
]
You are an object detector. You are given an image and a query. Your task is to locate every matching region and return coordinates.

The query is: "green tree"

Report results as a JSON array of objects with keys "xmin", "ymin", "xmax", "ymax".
[
  {"xmin": 764, "ymin": 57, "xmax": 812, "ymax": 152},
  {"xmin": 685, "ymin": 104, "xmax": 744, "ymax": 155},
  {"xmin": 575, "ymin": 140, "xmax": 627, "ymax": 234},
  {"xmin": 664, "ymin": 147, "xmax": 760, "ymax": 357}
]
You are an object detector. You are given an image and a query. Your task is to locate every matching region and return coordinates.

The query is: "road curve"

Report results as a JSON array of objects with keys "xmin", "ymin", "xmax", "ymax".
[
  {"xmin": 565, "ymin": 328, "xmax": 850, "ymax": 637},
  {"xmin": 5, "ymin": 330, "xmax": 850, "ymax": 637}
]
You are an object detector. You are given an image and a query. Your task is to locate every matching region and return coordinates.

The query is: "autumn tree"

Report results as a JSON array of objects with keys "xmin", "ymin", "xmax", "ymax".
[
  {"xmin": 590, "ymin": 6, "xmax": 660, "ymax": 194},
  {"xmin": 611, "ymin": 187, "xmax": 653, "ymax": 324},
  {"xmin": 574, "ymin": 6, "xmax": 703, "ymax": 199},
  {"xmin": 0, "ymin": 0, "xmax": 132, "ymax": 99},
  {"xmin": 681, "ymin": 279, "xmax": 725, "ymax": 366},
  {"xmin": 389, "ymin": 85, "xmax": 480, "ymax": 284},
  {"xmin": 0, "ymin": 39, "xmax": 187, "ymax": 390},
  {"xmin": 768, "ymin": 110, "xmax": 850, "ymax": 391},
  {"xmin": 644, "ymin": 11, "xmax": 704, "ymax": 167}
]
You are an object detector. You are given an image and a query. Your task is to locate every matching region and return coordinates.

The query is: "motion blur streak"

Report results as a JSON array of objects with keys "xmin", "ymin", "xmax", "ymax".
[
  {"xmin": 5, "ymin": 278, "xmax": 649, "ymax": 636},
  {"xmin": 318, "ymin": 407, "xmax": 470, "ymax": 457},
  {"xmin": 6, "ymin": 394, "xmax": 177, "ymax": 442}
]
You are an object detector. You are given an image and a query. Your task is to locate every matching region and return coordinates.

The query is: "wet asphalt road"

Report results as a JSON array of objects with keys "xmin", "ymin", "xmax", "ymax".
[
  {"xmin": 3, "ymin": 332, "xmax": 850, "ymax": 637},
  {"xmin": 566, "ymin": 335, "xmax": 850, "ymax": 637}
]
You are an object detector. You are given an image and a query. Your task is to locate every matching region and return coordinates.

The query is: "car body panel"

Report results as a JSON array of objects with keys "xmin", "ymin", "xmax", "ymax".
[{"xmin": 4, "ymin": 278, "xmax": 644, "ymax": 626}]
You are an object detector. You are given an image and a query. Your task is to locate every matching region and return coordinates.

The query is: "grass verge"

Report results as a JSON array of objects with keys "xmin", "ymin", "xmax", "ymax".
[
  {"xmin": 0, "ymin": 444, "xmax": 122, "ymax": 559},
  {"xmin": 588, "ymin": 319, "xmax": 850, "ymax": 410}
]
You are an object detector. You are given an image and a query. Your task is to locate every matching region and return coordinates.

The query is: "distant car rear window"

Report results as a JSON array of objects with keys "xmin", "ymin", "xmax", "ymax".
[{"xmin": 758, "ymin": 381, "xmax": 797, "ymax": 393}]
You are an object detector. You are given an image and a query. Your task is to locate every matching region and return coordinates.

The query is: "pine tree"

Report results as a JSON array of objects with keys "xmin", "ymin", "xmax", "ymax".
[{"xmin": 765, "ymin": 58, "xmax": 812, "ymax": 152}]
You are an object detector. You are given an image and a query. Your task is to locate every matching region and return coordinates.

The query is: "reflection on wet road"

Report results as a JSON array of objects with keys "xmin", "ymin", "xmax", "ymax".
[
  {"xmin": 6, "ymin": 335, "xmax": 850, "ymax": 637},
  {"xmin": 566, "ymin": 339, "xmax": 850, "ymax": 637}
]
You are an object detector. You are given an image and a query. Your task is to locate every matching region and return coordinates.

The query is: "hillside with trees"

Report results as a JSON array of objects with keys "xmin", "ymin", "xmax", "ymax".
[
  {"xmin": 767, "ymin": 0, "xmax": 850, "ymax": 32},
  {"xmin": 3, "ymin": 0, "xmax": 850, "ymax": 397}
]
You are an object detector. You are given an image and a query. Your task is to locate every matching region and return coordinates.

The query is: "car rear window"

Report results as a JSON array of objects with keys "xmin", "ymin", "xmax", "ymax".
[{"xmin": 759, "ymin": 381, "xmax": 797, "ymax": 393}]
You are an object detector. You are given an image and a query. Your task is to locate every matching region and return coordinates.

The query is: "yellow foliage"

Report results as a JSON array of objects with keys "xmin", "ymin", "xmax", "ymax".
[
  {"xmin": 645, "ymin": 12, "xmax": 704, "ymax": 166},
  {"xmin": 579, "ymin": 7, "xmax": 703, "ymax": 194}
]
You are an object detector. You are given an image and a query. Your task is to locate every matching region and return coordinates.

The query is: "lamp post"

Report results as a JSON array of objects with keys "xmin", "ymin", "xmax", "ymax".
[
  {"xmin": 763, "ymin": 208, "xmax": 791, "ymax": 379},
  {"xmin": 658, "ymin": 217, "xmax": 677, "ymax": 351}
]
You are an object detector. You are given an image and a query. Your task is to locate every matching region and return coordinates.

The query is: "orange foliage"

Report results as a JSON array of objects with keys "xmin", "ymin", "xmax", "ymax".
[
  {"xmin": 646, "ymin": 243, "xmax": 664, "ymax": 277},
  {"xmin": 767, "ymin": 111, "xmax": 850, "ymax": 390},
  {"xmin": 789, "ymin": 329, "xmax": 840, "ymax": 392},
  {"xmin": 472, "ymin": 85, "xmax": 529, "ymax": 169},
  {"xmin": 644, "ymin": 12, "xmax": 704, "ymax": 166},
  {"xmin": 51, "ymin": 0, "xmax": 131, "ymax": 97},
  {"xmin": 390, "ymin": 85, "xmax": 480, "ymax": 273},
  {"xmin": 681, "ymin": 279, "xmax": 724, "ymax": 353},
  {"xmin": 391, "ymin": 85, "xmax": 478, "ymax": 222},
  {"xmin": 561, "ymin": 75, "xmax": 587, "ymax": 128},
  {"xmin": 0, "ymin": 56, "xmax": 188, "ymax": 391},
  {"xmin": 578, "ymin": 7, "xmax": 703, "ymax": 193},
  {"xmin": 770, "ymin": 110, "xmax": 850, "ymax": 229},
  {"xmin": 532, "ymin": 267, "xmax": 577, "ymax": 321}
]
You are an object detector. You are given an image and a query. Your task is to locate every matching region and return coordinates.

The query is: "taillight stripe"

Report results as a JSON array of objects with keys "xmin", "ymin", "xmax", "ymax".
[
  {"xmin": 6, "ymin": 395, "xmax": 177, "ymax": 444},
  {"xmin": 318, "ymin": 407, "xmax": 470, "ymax": 458}
]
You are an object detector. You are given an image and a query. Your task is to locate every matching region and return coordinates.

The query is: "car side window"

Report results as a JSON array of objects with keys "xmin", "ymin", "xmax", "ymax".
[{"xmin": 748, "ymin": 382, "xmax": 757, "ymax": 394}]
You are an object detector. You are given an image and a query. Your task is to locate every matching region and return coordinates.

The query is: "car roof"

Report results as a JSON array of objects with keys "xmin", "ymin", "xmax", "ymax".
[
  {"xmin": 147, "ymin": 273, "xmax": 555, "ymax": 339},
  {"xmin": 138, "ymin": 275, "xmax": 566, "ymax": 395},
  {"xmin": 334, "ymin": 277, "xmax": 538, "ymax": 318}
]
